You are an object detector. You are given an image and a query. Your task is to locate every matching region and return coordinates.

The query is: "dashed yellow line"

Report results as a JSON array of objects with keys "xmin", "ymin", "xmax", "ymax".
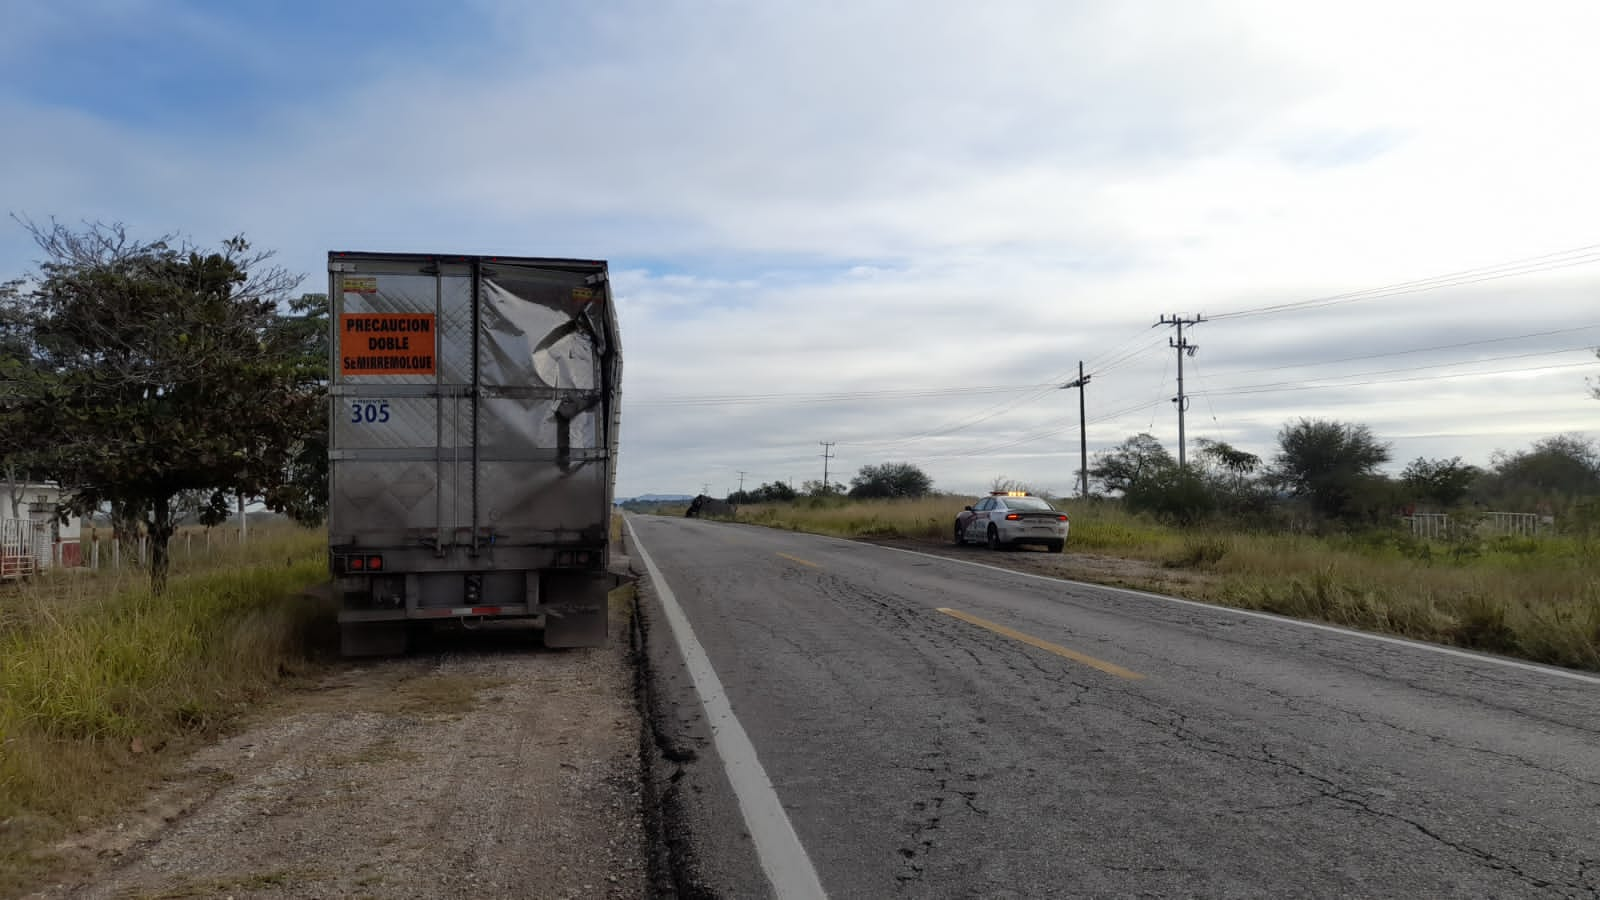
[
  {"xmin": 937, "ymin": 608, "xmax": 1145, "ymax": 680},
  {"xmin": 776, "ymin": 552, "xmax": 821, "ymax": 568}
]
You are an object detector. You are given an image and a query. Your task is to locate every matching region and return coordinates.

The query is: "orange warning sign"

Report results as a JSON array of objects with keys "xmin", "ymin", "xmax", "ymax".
[{"xmin": 339, "ymin": 313, "xmax": 437, "ymax": 376}]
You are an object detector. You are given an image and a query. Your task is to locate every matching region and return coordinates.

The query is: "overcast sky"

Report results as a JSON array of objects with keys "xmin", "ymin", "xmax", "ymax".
[{"xmin": 3, "ymin": 0, "xmax": 1597, "ymax": 498}]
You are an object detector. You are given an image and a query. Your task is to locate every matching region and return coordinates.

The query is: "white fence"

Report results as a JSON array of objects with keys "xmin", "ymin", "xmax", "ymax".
[
  {"xmin": 82, "ymin": 526, "xmax": 252, "ymax": 571},
  {"xmin": 2, "ymin": 520, "xmax": 254, "ymax": 578},
  {"xmin": 1, "ymin": 518, "xmax": 46, "ymax": 579},
  {"xmin": 1401, "ymin": 511, "xmax": 1549, "ymax": 539}
]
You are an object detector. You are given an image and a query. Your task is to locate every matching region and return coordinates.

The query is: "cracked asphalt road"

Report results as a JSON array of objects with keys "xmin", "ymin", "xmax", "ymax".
[{"xmin": 628, "ymin": 515, "xmax": 1600, "ymax": 899}]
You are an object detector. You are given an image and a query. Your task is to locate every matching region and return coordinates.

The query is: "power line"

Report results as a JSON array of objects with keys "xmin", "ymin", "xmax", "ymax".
[
  {"xmin": 1203, "ymin": 323, "xmax": 1600, "ymax": 380},
  {"xmin": 1149, "ymin": 349, "xmax": 1170, "ymax": 431},
  {"xmin": 916, "ymin": 345, "xmax": 1585, "ymax": 463},
  {"xmin": 633, "ymin": 381, "xmax": 1054, "ymax": 407},
  {"xmin": 852, "ymin": 382, "xmax": 1061, "ymax": 451},
  {"xmin": 1189, "ymin": 354, "xmax": 1220, "ymax": 425},
  {"xmin": 1209, "ymin": 244, "xmax": 1600, "ymax": 322},
  {"xmin": 923, "ymin": 397, "xmax": 1167, "ymax": 460},
  {"xmin": 1194, "ymin": 358, "xmax": 1600, "ymax": 399},
  {"xmin": 1202, "ymin": 344, "xmax": 1597, "ymax": 395},
  {"xmin": 1091, "ymin": 334, "xmax": 1169, "ymax": 377}
]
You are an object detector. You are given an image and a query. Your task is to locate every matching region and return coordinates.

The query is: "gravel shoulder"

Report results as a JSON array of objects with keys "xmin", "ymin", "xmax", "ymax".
[{"xmin": 28, "ymin": 607, "xmax": 647, "ymax": 900}]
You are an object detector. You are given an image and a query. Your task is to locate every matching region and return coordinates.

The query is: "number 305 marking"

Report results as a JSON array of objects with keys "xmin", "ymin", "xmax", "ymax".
[{"xmin": 350, "ymin": 401, "xmax": 391, "ymax": 424}]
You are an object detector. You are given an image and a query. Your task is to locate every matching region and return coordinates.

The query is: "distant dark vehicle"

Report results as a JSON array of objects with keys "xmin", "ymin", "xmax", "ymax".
[{"xmin": 685, "ymin": 495, "xmax": 736, "ymax": 519}]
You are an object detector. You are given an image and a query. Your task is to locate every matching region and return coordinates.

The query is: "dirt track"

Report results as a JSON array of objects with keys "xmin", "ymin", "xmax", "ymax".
[{"xmin": 30, "ymin": 615, "xmax": 647, "ymax": 900}]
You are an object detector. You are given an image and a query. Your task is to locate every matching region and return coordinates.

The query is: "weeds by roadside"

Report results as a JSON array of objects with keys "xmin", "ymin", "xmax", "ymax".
[
  {"xmin": 731, "ymin": 497, "xmax": 1600, "ymax": 672},
  {"xmin": 0, "ymin": 526, "xmax": 331, "ymax": 896}
]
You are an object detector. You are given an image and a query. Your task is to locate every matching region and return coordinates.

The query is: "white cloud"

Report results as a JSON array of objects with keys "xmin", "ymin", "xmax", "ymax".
[{"xmin": 1, "ymin": 0, "xmax": 1597, "ymax": 496}]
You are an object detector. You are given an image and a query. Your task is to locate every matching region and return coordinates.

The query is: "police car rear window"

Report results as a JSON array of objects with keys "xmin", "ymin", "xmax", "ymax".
[{"xmin": 1002, "ymin": 497, "xmax": 1053, "ymax": 510}]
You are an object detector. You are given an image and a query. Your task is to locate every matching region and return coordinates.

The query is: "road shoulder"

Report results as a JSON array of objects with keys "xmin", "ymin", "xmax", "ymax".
[{"xmin": 27, "ymin": 614, "xmax": 647, "ymax": 900}]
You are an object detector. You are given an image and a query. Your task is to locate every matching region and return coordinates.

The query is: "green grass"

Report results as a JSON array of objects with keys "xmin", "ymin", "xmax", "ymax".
[
  {"xmin": 733, "ymin": 497, "xmax": 1600, "ymax": 671},
  {"xmin": 737, "ymin": 495, "xmax": 953, "ymax": 540},
  {"xmin": 0, "ymin": 526, "xmax": 332, "ymax": 896}
]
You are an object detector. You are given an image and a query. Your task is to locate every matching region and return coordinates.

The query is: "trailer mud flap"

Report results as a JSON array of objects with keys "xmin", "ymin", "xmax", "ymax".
[{"xmin": 541, "ymin": 570, "xmax": 619, "ymax": 648}]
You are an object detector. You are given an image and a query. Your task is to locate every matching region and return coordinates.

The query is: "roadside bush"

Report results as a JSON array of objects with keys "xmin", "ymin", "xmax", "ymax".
[
  {"xmin": 1166, "ymin": 537, "xmax": 1230, "ymax": 569},
  {"xmin": 0, "ymin": 528, "xmax": 330, "ymax": 891},
  {"xmin": 1450, "ymin": 594, "xmax": 1519, "ymax": 654},
  {"xmin": 732, "ymin": 494, "xmax": 1600, "ymax": 671},
  {"xmin": 1124, "ymin": 465, "xmax": 1215, "ymax": 525}
]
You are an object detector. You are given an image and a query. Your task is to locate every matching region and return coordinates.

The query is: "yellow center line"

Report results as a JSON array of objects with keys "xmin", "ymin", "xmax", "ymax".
[
  {"xmin": 937, "ymin": 608, "xmax": 1145, "ymax": 680},
  {"xmin": 776, "ymin": 552, "xmax": 821, "ymax": 568}
]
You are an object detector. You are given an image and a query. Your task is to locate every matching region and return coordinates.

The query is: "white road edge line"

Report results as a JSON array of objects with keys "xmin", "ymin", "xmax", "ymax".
[
  {"xmin": 874, "ymin": 544, "xmax": 1600, "ymax": 687},
  {"xmin": 625, "ymin": 518, "xmax": 830, "ymax": 900}
]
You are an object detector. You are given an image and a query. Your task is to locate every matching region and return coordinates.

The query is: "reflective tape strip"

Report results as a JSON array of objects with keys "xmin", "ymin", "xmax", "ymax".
[{"xmin": 419, "ymin": 606, "xmax": 504, "ymax": 618}]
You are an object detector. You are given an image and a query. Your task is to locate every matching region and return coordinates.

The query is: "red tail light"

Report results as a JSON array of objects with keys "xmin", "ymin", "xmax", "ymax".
[
  {"xmin": 1057, "ymin": 515, "xmax": 1069, "ymax": 521},
  {"xmin": 366, "ymin": 555, "xmax": 383, "ymax": 571},
  {"xmin": 1005, "ymin": 513, "xmax": 1020, "ymax": 520},
  {"xmin": 349, "ymin": 556, "xmax": 365, "ymax": 571}
]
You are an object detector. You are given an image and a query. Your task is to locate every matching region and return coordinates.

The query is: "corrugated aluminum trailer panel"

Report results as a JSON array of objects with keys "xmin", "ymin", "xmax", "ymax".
[
  {"xmin": 326, "ymin": 251, "xmax": 622, "ymax": 652},
  {"xmin": 329, "ymin": 253, "xmax": 619, "ymax": 549}
]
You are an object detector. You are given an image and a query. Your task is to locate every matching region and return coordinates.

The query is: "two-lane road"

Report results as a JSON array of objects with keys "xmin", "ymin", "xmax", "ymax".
[{"xmin": 627, "ymin": 515, "xmax": 1600, "ymax": 898}]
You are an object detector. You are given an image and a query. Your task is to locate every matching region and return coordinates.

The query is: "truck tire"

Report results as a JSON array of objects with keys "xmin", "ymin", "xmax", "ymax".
[
  {"xmin": 986, "ymin": 524, "xmax": 1003, "ymax": 551},
  {"xmin": 953, "ymin": 521, "xmax": 964, "ymax": 544},
  {"xmin": 1048, "ymin": 540, "xmax": 1065, "ymax": 553}
]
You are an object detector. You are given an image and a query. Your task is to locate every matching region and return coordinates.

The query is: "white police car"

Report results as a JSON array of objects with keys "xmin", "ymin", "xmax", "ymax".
[{"xmin": 954, "ymin": 491, "xmax": 1069, "ymax": 552}]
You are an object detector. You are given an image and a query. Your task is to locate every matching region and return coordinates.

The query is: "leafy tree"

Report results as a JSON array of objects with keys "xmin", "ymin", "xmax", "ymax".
[
  {"xmin": 1123, "ymin": 463, "xmax": 1214, "ymax": 524},
  {"xmin": 989, "ymin": 476, "xmax": 1030, "ymax": 494},
  {"xmin": 848, "ymin": 462, "xmax": 933, "ymax": 499},
  {"xmin": 801, "ymin": 479, "xmax": 846, "ymax": 496},
  {"xmin": 1191, "ymin": 437, "xmax": 1271, "ymax": 520},
  {"xmin": 1478, "ymin": 434, "xmax": 1600, "ymax": 507},
  {"xmin": 1088, "ymin": 433, "xmax": 1173, "ymax": 495},
  {"xmin": 1400, "ymin": 456, "xmax": 1482, "ymax": 508},
  {"xmin": 259, "ymin": 292, "xmax": 329, "ymax": 523},
  {"xmin": 753, "ymin": 481, "xmax": 797, "ymax": 502},
  {"xmin": 728, "ymin": 481, "xmax": 798, "ymax": 504},
  {"xmin": 0, "ymin": 276, "xmax": 53, "ymax": 518},
  {"xmin": 1273, "ymin": 419, "xmax": 1392, "ymax": 522},
  {"xmin": 3, "ymin": 220, "xmax": 323, "ymax": 591},
  {"xmin": 1195, "ymin": 438, "xmax": 1260, "ymax": 482}
]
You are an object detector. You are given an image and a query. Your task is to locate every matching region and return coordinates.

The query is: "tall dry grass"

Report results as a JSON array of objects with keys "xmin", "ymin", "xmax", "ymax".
[
  {"xmin": 733, "ymin": 496, "xmax": 1600, "ymax": 671},
  {"xmin": 0, "ymin": 525, "xmax": 332, "ymax": 894}
]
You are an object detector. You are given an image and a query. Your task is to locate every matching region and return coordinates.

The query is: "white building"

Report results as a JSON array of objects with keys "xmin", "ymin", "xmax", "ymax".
[{"xmin": 1, "ymin": 482, "xmax": 85, "ymax": 576}]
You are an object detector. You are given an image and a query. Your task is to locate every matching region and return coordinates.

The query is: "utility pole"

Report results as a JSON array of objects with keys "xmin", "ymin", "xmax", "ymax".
[
  {"xmin": 1155, "ymin": 314, "xmax": 1204, "ymax": 469},
  {"xmin": 1062, "ymin": 361, "xmax": 1091, "ymax": 498},
  {"xmin": 737, "ymin": 471, "xmax": 747, "ymax": 494},
  {"xmin": 819, "ymin": 442, "xmax": 836, "ymax": 492}
]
